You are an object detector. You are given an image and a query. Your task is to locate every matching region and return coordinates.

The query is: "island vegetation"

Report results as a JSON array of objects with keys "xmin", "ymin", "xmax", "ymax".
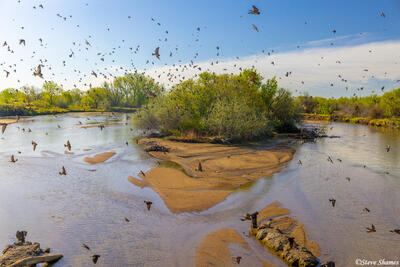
[{"xmin": 133, "ymin": 70, "xmax": 300, "ymax": 141}]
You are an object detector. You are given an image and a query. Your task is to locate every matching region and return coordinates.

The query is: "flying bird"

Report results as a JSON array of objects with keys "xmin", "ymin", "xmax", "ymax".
[
  {"xmin": 82, "ymin": 244, "xmax": 90, "ymax": 250},
  {"xmin": 4, "ymin": 70, "xmax": 10, "ymax": 78},
  {"xmin": 390, "ymin": 229, "xmax": 400, "ymax": 234},
  {"xmin": 32, "ymin": 141, "xmax": 37, "ymax": 151},
  {"xmin": 235, "ymin": 256, "xmax": 242, "ymax": 264},
  {"xmin": 10, "ymin": 155, "xmax": 18, "ymax": 163},
  {"xmin": 144, "ymin": 200, "xmax": 152, "ymax": 211},
  {"xmin": 248, "ymin": 5, "xmax": 260, "ymax": 15},
  {"xmin": 240, "ymin": 213, "xmax": 251, "ymax": 221},
  {"xmin": 19, "ymin": 39, "xmax": 26, "ymax": 46},
  {"xmin": 366, "ymin": 224, "xmax": 376, "ymax": 233},
  {"xmin": 64, "ymin": 140, "xmax": 71, "ymax": 151},
  {"xmin": 329, "ymin": 198, "xmax": 336, "ymax": 207},
  {"xmin": 59, "ymin": 166, "xmax": 66, "ymax": 175},
  {"xmin": 152, "ymin": 47, "xmax": 160, "ymax": 59},
  {"xmin": 33, "ymin": 65, "xmax": 43, "ymax": 78},
  {"xmin": 91, "ymin": 255, "xmax": 100, "ymax": 264},
  {"xmin": 252, "ymin": 24, "xmax": 259, "ymax": 32}
]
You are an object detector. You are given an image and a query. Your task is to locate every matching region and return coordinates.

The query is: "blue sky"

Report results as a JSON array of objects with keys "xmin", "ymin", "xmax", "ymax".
[{"xmin": 0, "ymin": 0, "xmax": 399, "ymax": 97}]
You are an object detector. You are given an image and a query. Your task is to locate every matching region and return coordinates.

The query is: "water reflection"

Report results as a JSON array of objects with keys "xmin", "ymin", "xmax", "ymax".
[{"xmin": 0, "ymin": 115, "xmax": 399, "ymax": 266}]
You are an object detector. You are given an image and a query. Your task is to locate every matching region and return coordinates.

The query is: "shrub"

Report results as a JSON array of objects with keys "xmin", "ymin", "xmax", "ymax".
[{"xmin": 205, "ymin": 96, "xmax": 272, "ymax": 141}]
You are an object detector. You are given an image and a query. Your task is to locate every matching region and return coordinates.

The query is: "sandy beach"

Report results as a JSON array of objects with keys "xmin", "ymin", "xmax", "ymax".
[
  {"xmin": 302, "ymin": 120, "xmax": 330, "ymax": 125},
  {"xmin": 0, "ymin": 119, "xmax": 19, "ymax": 124},
  {"xmin": 80, "ymin": 122, "xmax": 126, "ymax": 128},
  {"xmin": 129, "ymin": 138, "xmax": 295, "ymax": 213},
  {"xmin": 84, "ymin": 152, "xmax": 116, "ymax": 164},
  {"xmin": 195, "ymin": 228, "xmax": 275, "ymax": 267}
]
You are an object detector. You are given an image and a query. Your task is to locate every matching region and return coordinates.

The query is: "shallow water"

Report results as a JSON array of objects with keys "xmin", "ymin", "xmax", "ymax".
[{"xmin": 0, "ymin": 114, "xmax": 399, "ymax": 266}]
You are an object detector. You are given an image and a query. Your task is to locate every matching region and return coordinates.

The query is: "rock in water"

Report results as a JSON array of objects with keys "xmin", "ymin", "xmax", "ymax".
[
  {"xmin": 0, "ymin": 231, "xmax": 63, "ymax": 266},
  {"xmin": 254, "ymin": 221, "xmax": 319, "ymax": 267}
]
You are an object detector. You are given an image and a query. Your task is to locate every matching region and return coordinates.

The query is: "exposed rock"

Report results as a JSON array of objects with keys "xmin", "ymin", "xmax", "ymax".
[
  {"xmin": 297, "ymin": 127, "xmax": 322, "ymax": 140},
  {"xmin": 144, "ymin": 143, "xmax": 170, "ymax": 153},
  {"xmin": 254, "ymin": 219, "xmax": 319, "ymax": 267},
  {"xmin": 321, "ymin": 261, "xmax": 335, "ymax": 267},
  {"xmin": 0, "ymin": 231, "xmax": 62, "ymax": 266}
]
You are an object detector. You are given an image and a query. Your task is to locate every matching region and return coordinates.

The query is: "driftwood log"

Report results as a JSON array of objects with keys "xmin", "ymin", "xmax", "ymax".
[{"xmin": 8, "ymin": 254, "xmax": 63, "ymax": 267}]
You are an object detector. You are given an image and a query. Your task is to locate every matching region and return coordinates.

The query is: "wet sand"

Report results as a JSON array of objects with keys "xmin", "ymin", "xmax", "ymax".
[
  {"xmin": 289, "ymin": 221, "xmax": 320, "ymax": 257},
  {"xmin": 0, "ymin": 119, "xmax": 19, "ymax": 124},
  {"xmin": 129, "ymin": 167, "xmax": 234, "ymax": 213},
  {"xmin": 302, "ymin": 120, "xmax": 330, "ymax": 125},
  {"xmin": 80, "ymin": 123, "xmax": 126, "ymax": 128},
  {"xmin": 130, "ymin": 138, "xmax": 295, "ymax": 213},
  {"xmin": 257, "ymin": 201, "xmax": 291, "ymax": 223},
  {"xmin": 195, "ymin": 228, "xmax": 275, "ymax": 267},
  {"xmin": 84, "ymin": 152, "xmax": 116, "ymax": 164}
]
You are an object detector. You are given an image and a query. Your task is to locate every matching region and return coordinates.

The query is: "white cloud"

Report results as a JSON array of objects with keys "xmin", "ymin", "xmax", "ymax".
[
  {"xmin": 1, "ymin": 38, "xmax": 400, "ymax": 98},
  {"xmin": 144, "ymin": 39, "xmax": 400, "ymax": 97}
]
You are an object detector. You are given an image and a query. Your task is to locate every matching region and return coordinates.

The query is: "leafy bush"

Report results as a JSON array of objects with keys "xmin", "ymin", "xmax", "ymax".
[
  {"xmin": 134, "ymin": 70, "xmax": 300, "ymax": 141},
  {"xmin": 205, "ymin": 96, "xmax": 272, "ymax": 140}
]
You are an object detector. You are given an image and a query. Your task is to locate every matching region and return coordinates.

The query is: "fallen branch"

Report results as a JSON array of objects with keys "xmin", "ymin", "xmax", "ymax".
[{"xmin": 8, "ymin": 254, "xmax": 63, "ymax": 267}]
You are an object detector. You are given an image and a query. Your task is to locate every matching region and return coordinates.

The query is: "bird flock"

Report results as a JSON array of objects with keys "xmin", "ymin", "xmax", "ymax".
[
  {"xmin": 1, "ymin": 114, "xmax": 154, "ymax": 265},
  {"xmin": 296, "ymin": 135, "xmax": 398, "ymax": 236},
  {"xmin": 0, "ymin": 2, "xmax": 395, "ymax": 96}
]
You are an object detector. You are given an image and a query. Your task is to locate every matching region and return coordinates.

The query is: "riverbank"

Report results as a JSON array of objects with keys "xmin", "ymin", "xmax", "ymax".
[
  {"xmin": 303, "ymin": 113, "xmax": 400, "ymax": 128},
  {"xmin": 130, "ymin": 138, "xmax": 295, "ymax": 213},
  {"xmin": 0, "ymin": 103, "xmax": 137, "ymax": 116}
]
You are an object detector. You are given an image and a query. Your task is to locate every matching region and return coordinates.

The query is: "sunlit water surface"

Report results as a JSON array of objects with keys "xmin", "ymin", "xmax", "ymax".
[{"xmin": 0, "ymin": 114, "xmax": 399, "ymax": 266}]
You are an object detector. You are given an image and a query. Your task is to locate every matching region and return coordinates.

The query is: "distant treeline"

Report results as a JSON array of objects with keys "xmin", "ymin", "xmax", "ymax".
[
  {"xmin": 297, "ymin": 89, "xmax": 400, "ymax": 118},
  {"xmin": 1, "ymin": 70, "xmax": 399, "ymax": 135},
  {"xmin": 0, "ymin": 73, "xmax": 164, "ymax": 116},
  {"xmin": 297, "ymin": 89, "xmax": 400, "ymax": 128}
]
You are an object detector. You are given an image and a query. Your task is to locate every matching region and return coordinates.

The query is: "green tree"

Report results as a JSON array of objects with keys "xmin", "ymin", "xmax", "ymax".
[
  {"xmin": 113, "ymin": 73, "xmax": 164, "ymax": 107},
  {"xmin": 42, "ymin": 81, "xmax": 62, "ymax": 106},
  {"xmin": 381, "ymin": 88, "xmax": 400, "ymax": 117}
]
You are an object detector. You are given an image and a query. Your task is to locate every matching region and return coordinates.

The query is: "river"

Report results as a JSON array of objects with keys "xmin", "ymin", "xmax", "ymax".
[{"xmin": 0, "ymin": 113, "xmax": 399, "ymax": 266}]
